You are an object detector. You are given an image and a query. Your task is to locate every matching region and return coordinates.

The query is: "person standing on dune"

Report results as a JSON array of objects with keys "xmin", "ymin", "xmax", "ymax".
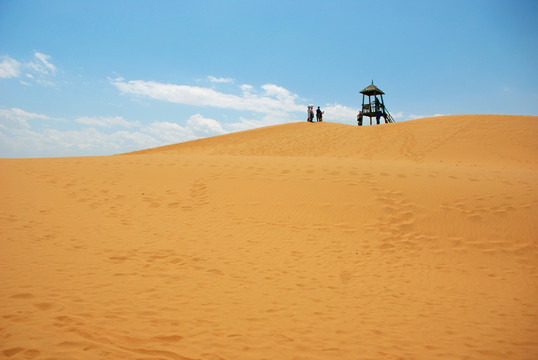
[
  {"xmin": 357, "ymin": 110, "xmax": 363, "ymax": 126},
  {"xmin": 316, "ymin": 106, "xmax": 324, "ymax": 122},
  {"xmin": 307, "ymin": 105, "xmax": 315, "ymax": 122}
]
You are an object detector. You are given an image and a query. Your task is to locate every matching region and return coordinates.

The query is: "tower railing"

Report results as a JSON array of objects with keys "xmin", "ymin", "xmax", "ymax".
[
  {"xmin": 362, "ymin": 104, "xmax": 395, "ymax": 123},
  {"xmin": 383, "ymin": 106, "xmax": 395, "ymax": 123}
]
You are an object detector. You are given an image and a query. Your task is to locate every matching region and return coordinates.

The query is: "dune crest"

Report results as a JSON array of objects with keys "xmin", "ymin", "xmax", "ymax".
[
  {"xmin": 127, "ymin": 115, "xmax": 537, "ymax": 167},
  {"xmin": 1, "ymin": 114, "xmax": 537, "ymax": 359}
]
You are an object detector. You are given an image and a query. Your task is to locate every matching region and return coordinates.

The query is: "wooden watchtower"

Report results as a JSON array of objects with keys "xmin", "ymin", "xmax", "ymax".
[{"xmin": 360, "ymin": 82, "xmax": 395, "ymax": 125}]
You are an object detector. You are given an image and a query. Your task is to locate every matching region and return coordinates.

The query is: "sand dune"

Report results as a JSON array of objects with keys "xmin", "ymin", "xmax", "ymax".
[
  {"xmin": 1, "ymin": 115, "xmax": 537, "ymax": 359},
  {"xmin": 129, "ymin": 115, "xmax": 537, "ymax": 167}
]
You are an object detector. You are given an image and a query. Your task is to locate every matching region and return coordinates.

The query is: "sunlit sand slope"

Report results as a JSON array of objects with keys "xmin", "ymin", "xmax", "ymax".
[
  {"xmin": 130, "ymin": 115, "xmax": 537, "ymax": 167},
  {"xmin": 1, "ymin": 115, "xmax": 537, "ymax": 360}
]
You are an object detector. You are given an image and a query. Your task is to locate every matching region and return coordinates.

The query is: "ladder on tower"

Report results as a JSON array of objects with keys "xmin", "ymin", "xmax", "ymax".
[{"xmin": 382, "ymin": 106, "xmax": 395, "ymax": 123}]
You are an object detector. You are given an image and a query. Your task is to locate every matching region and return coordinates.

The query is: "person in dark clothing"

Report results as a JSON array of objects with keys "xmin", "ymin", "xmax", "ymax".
[
  {"xmin": 376, "ymin": 110, "xmax": 381, "ymax": 125},
  {"xmin": 357, "ymin": 111, "xmax": 363, "ymax": 126},
  {"xmin": 316, "ymin": 106, "xmax": 323, "ymax": 122}
]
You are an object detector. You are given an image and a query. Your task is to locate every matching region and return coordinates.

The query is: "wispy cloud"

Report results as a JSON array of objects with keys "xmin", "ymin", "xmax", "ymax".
[
  {"xmin": 110, "ymin": 77, "xmax": 390, "ymax": 130},
  {"xmin": 227, "ymin": 113, "xmax": 297, "ymax": 132},
  {"xmin": 240, "ymin": 84, "xmax": 253, "ymax": 93},
  {"xmin": 207, "ymin": 75, "xmax": 233, "ymax": 83},
  {"xmin": 0, "ymin": 107, "xmax": 57, "ymax": 130},
  {"xmin": 142, "ymin": 121, "xmax": 192, "ymax": 144},
  {"xmin": 321, "ymin": 103, "xmax": 360, "ymax": 123},
  {"xmin": 27, "ymin": 52, "xmax": 56, "ymax": 75},
  {"xmin": 0, "ymin": 127, "xmax": 160, "ymax": 156},
  {"xmin": 0, "ymin": 52, "xmax": 58, "ymax": 86},
  {"xmin": 407, "ymin": 113, "xmax": 446, "ymax": 120},
  {"xmin": 0, "ymin": 56, "xmax": 21, "ymax": 79},
  {"xmin": 186, "ymin": 114, "xmax": 227, "ymax": 136},
  {"xmin": 111, "ymin": 79, "xmax": 305, "ymax": 113},
  {"xmin": 75, "ymin": 116, "xmax": 139, "ymax": 128},
  {"xmin": 110, "ymin": 77, "xmax": 378, "ymax": 128},
  {"xmin": 391, "ymin": 111, "xmax": 404, "ymax": 120},
  {"xmin": 143, "ymin": 114, "xmax": 227, "ymax": 144},
  {"xmin": 0, "ymin": 107, "xmax": 229, "ymax": 157}
]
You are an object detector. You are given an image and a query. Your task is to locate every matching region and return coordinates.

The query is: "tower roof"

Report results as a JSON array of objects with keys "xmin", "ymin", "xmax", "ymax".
[{"xmin": 360, "ymin": 82, "xmax": 385, "ymax": 96}]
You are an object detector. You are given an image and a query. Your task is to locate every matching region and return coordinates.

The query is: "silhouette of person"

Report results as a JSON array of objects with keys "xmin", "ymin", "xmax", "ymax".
[
  {"xmin": 357, "ymin": 111, "xmax": 363, "ymax": 126},
  {"xmin": 307, "ymin": 105, "xmax": 314, "ymax": 122},
  {"xmin": 316, "ymin": 107, "xmax": 323, "ymax": 122}
]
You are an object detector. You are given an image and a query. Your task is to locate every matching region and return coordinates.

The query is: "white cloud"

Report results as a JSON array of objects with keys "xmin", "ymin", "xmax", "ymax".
[
  {"xmin": 27, "ymin": 52, "xmax": 56, "ymax": 75},
  {"xmin": 186, "ymin": 114, "xmax": 227, "ymax": 137},
  {"xmin": 142, "ymin": 121, "xmax": 193, "ymax": 143},
  {"xmin": 261, "ymin": 84, "xmax": 291, "ymax": 99},
  {"xmin": 107, "ymin": 75, "xmax": 125, "ymax": 82},
  {"xmin": 0, "ymin": 127, "xmax": 161, "ymax": 157},
  {"xmin": 0, "ymin": 108, "xmax": 55, "ymax": 130},
  {"xmin": 75, "ymin": 116, "xmax": 138, "ymax": 128},
  {"xmin": 0, "ymin": 106, "xmax": 241, "ymax": 157},
  {"xmin": 0, "ymin": 56, "xmax": 21, "ymax": 78},
  {"xmin": 0, "ymin": 52, "xmax": 58, "ymax": 86},
  {"xmin": 407, "ymin": 113, "xmax": 446, "ymax": 120},
  {"xmin": 321, "ymin": 103, "xmax": 361, "ymax": 123},
  {"xmin": 110, "ymin": 78, "xmax": 384, "ymax": 128},
  {"xmin": 111, "ymin": 79, "xmax": 305, "ymax": 114},
  {"xmin": 240, "ymin": 84, "xmax": 253, "ymax": 93},
  {"xmin": 391, "ymin": 111, "xmax": 404, "ymax": 120},
  {"xmin": 141, "ymin": 114, "xmax": 227, "ymax": 144},
  {"xmin": 0, "ymin": 106, "xmax": 188, "ymax": 157},
  {"xmin": 227, "ymin": 110, "xmax": 302, "ymax": 132},
  {"xmin": 208, "ymin": 75, "xmax": 233, "ymax": 83}
]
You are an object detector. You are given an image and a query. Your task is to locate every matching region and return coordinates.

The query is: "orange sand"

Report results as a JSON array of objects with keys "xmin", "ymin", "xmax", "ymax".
[{"xmin": 1, "ymin": 115, "xmax": 537, "ymax": 360}]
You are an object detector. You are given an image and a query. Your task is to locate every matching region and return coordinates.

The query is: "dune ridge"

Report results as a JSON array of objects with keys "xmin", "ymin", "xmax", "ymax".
[
  {"xmin": 128, "ymin": 115, "xmax": 537, "ymax": 166},
  {"xmin": 1, "ymin": 115, "xmax": 537, "ymax": 359}
]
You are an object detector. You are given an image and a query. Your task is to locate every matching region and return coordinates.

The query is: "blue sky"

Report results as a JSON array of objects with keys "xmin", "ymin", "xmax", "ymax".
[{"xmin": 1, "ymin": 0, "xmax": 537, "ymax": 157}]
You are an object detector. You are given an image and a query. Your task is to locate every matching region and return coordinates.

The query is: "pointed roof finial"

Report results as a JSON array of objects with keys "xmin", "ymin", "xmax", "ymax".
[{"xmin": 360, "ymin": 81, "xmax": 384, "ymax": 95}]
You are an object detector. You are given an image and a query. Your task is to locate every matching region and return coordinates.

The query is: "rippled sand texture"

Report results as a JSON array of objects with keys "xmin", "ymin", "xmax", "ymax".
[{"xmin": 1, "ymin": 115, "xmax": 537, "ymax": 359}]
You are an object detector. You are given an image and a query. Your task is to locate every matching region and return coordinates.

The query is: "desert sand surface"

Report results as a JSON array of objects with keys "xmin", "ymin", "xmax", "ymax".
[{"xmin": 1, "ymin": 114, "xmax": 537, "ymax": 360}]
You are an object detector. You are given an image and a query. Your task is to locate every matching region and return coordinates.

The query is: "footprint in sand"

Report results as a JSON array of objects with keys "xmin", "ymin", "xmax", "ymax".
[
  {"xmin": 33, "ymin": 302, "xmax": 56, "ymax": 311},
  {"xmin": 339, "ymin": 270, "xmax": 353, "ymax": 284},
  {"xmin": 3, "ymin": 348, "xmax": 23, "ymax": 358},
  {"xmin": 9, "ymin": 293, "xmax": 35, "ymax": 300}
]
